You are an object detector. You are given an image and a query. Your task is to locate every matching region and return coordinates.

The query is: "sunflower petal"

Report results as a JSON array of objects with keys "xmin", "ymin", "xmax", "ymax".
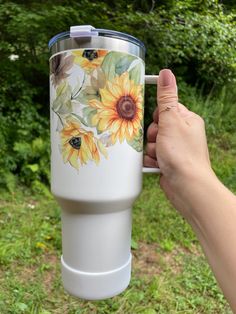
[
  {"xmin": 107, "ymin": 82, "xmax": 122, "ymax": 99},
  {"xmin": 80, "ymin": 147, "xmax": 89, "ymax": 164},
  {"xmin": 100, "ymin": 88, "xmax": 116, "ymax": 106},
  {"xmin": 60, "ymin": 118, "xmax": 104, "ymax": 169},
  {"xmin": 91, "ymin": 113, "xmax": 100, "ymax": 127},
  {"xmin": 93, "ymin": 146, "xmax": 100, "ymax": 165},
  {"xmin": 121, "ymin": 72, "xmax": 131, "ymax": 94},
  {"xmin": 69, "ymin": 151, "xmax": 79, "ymax": 170},
  {"xmin": 89, "ymin": 99, "xmax": 103, "ymax": 109},
  {"xmin": 127, "ymin": 121, "xmax": 134, "ymax": 137},
  {"xmin": 98, "ymin": 50, "xmax": 108, "ymax": 57},
  {"xmin": 98, "ymin": 116, "xmax": 113, "ymax": 131}
]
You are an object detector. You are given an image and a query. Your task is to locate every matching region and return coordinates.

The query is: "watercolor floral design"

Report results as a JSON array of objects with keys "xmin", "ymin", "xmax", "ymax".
[
  {"xmin": 50, "ymin": 49, "xmax": 144, "ymax": 171},
  {"xmin": 50, "ymin": 53, "xmax": 74, "ymax": 87},
  {"xmin": 89, "ymin": 71, "xmax": 143, "ymax": 144},
  {"xmin": 60, "ymin": 118, "xmax": 107, "ymax": 170}
]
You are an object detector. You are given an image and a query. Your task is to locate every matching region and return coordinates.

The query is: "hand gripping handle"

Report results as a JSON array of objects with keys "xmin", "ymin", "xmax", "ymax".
[{"xmin": 142, "ymin": 75, "xmax": 160, "ymax": 174}]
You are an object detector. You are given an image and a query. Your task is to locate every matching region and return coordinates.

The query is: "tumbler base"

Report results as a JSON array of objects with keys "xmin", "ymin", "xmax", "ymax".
[{"xmin": 61, "ymin": 254, "xmax": 132, "ymax": 300}]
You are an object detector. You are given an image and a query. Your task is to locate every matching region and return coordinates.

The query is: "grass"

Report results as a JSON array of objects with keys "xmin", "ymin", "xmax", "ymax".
[
  {"xmin": 0, "ymin": 170, "xmax": 235, "ymax": 313},
  {"xmin": 1, "ymin": 86, "xmax": 236, "ymax": 313}
]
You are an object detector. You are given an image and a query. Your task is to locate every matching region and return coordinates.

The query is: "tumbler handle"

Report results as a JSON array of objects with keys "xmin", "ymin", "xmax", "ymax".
[{"xmin": 142, "ymin": 75, "xmax": 160, "ymax": 174}]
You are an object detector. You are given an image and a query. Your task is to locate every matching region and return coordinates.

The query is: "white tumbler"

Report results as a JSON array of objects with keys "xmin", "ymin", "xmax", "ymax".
[{"xmin": 49, "ymin": 25, "xmax": 159, "ymax": 300}]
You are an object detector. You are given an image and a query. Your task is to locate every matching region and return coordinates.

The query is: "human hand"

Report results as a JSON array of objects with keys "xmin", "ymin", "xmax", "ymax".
[
  {"xmin": 144, "ymin": 69, "xmax": 236, "ymax": 312},
  {"xmin": 144, "ymin": 69, "xmax": 215, "ymax": 217}
]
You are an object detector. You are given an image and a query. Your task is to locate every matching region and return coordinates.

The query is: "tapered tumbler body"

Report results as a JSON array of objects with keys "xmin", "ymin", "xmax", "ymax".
[{"xmin": 49, "ymin": 29, "xmax": 146, "ymax": 299}]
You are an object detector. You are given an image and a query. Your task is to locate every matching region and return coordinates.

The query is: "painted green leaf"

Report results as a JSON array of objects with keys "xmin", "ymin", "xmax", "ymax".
[
  {"xmin": 57, "ymin": 99, "xmax": 72, "ymax": 115},
  {"xmin": 71, "ymin": 77, "xmax": 84, "ymax": 99},
  {"xmin": 83, "ymin": 106, "xmax": 95, "ymax": 117},
  {"xmin": 101, "ymin": 51, "xmax": 137, "ymax": 81},
  {"xmin": 52, "ymin": 82, "xmax": 72, "ymax": 115},
  {"xmin": 75, "ymin": 93, "xmax": 86, "ymax": 104},
  {"xmin": 88, "ymin": 110, "xmax": 97, "ymax": 126},
  {"xmin": 101, "ymin": 52, "xmax": 118, "ymax": 81},
  {"xmin": 115, "ymin": 54, "xmax": 136, "ymax": 75},
  {"xmin": 76, "ymin": 86, "xmax": 100, "ymax": 104},
  {"xmin": 127, "ymin": 129, "xmax": 143, "ymax": 152},
  {"xmin": 129, "ymin": 63, "xmax": 141, "ymax": 85},
  {"xmin": 56, "ymin": 80, "xmax": 67, "ymax": 97},
  {"xmin": 71, "ymin": 113, "xmax": 89, "ymax": 127},
  {"xmin": 82, "ymin": 106, "xmax": 97, "ymax": 127}
]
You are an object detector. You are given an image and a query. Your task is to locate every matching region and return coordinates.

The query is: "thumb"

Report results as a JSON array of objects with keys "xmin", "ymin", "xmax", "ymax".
[{"xmin": 156, "ymin": 69, "xmax": 178, "ymax": 122}]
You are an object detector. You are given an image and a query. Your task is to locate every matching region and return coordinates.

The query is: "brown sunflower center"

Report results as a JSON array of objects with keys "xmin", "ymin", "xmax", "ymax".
[
  {"xmin": 116, "ymin": 96, "xmax": 137, "ymax": 120},
  {"xmin": 82, "ymin": 50, "xmax": 98, "ymax": 61},
  {"xmin": 69, "ymin": 137, "xmax": 82, "ymax": 150}
]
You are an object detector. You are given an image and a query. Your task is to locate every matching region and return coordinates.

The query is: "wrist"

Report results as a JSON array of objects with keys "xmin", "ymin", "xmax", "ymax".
[
  {"xmin": 171, "ymin": 166, "xmax": 220, "ymax": 222},
  {"xmin": 170, "ymin": 163, "xmax": 216, "ymax": 195}
]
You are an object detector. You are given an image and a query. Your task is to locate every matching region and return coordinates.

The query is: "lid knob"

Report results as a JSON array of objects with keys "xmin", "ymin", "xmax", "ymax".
[{"xmin": 70, "ymin": 25, "xmax": 98, "ymax": 38}]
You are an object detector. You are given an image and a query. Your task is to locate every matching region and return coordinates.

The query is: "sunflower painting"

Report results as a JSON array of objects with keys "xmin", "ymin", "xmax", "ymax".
[
  {"xmin": 50, "ymin": 49, "xmax": 144, "ymax": 171},
  {"xmin": 73, "ymin": 49, "xmax": 108, "ymax": 73},
  {"xmin": 89, "ymin": 71, "xmax": 143, "ymax": 144},
  {"xmin": 60, "ymin": 118, "xmax": 107, "ymax": 170}
]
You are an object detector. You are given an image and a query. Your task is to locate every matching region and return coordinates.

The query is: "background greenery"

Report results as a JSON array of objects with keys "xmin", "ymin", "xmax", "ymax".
[{"xmin": 0, "ymin": 0, "xmax": 236, "ymax": 313}]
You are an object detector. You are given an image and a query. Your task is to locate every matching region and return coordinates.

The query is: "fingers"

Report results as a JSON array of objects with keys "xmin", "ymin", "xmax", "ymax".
[
  {"xmin": 145, "ymin": 119, "xmax": 158, "ymax": 169},
  {"xmin": 143, "ymin": 154, "xmax": 158, "ymax": 168},
  {"xmin": 156, "ymin": 69, "xmax": 179, "ymax": 122},
  {"xmin": 146, "ymin": 142, "xmax": 156, "ymax": 158},
  {"xmin": 147, "ymin": 122, "xmax": 158, "ymax": 142},
  {"xmin": 144, "ymin": 141, "xmax": 158, "ymax": 168},
  {"xmin": 152, "ymin": 107, "xmax": 159, "ymax": 123}
]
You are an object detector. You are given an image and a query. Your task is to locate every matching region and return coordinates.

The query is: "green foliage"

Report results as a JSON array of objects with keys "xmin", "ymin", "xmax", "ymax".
[
  {"xmin": 0, "ymin": 0, "xmax": 235, "ymax": 188},
  {"xmin": 112, "ymin": 1, "xmax": 236, "ymax": 87}
]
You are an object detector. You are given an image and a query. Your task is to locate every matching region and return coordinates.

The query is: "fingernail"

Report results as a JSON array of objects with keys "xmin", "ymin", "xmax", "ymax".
[{"xmin": 159, "ymin": 69, "xmax": 173, "ymax": 87}]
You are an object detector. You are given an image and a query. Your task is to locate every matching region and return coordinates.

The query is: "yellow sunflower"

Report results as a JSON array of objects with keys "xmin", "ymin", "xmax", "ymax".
[
  {"xmin": 89, "ymin": 71, "xmax": 143, "ymax": 144},
  {"xmin": 73, "ymin": 49, "xmax": 108, "ymax": 72},
  {"xmin": 60, "ymin": 118, "xmax": 107, "ymax": 170}
]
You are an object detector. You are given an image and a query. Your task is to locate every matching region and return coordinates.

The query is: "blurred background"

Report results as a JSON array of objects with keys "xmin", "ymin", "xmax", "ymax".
[{"xmin": 0, "ymin": 1, "xmax": 236, "ymax": 313}]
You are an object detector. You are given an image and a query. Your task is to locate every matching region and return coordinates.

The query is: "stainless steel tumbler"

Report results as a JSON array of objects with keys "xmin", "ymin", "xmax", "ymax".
[{"xmin": 49, "ymin": 25, "xmax": 159, "ymax": 300}]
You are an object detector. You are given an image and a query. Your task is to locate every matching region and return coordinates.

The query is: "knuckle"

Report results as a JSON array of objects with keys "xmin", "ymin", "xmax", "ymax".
[
  {"xmin": 147, "ymin": 123, "xmax": 158, "ymax": 141},
  {"xmin": 146, "ymin": 143, "xmax": 156, "ymax": 158},
  {"xmin": 144, "ymin": 155, "xmax": 157, "ymax": 167},
  {"xmin": 197, "ymin": 115, "xmax": 205, "ymax": 125},
  {"xmin": 158, "ymin": 94, "xmax": 178, "ymax": 105}
]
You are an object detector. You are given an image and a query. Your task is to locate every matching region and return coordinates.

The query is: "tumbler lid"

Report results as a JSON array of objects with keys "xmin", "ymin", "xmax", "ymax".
[{"xmin": 48, "ymin": 25, "xmax": 146, "ymax": 53}]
